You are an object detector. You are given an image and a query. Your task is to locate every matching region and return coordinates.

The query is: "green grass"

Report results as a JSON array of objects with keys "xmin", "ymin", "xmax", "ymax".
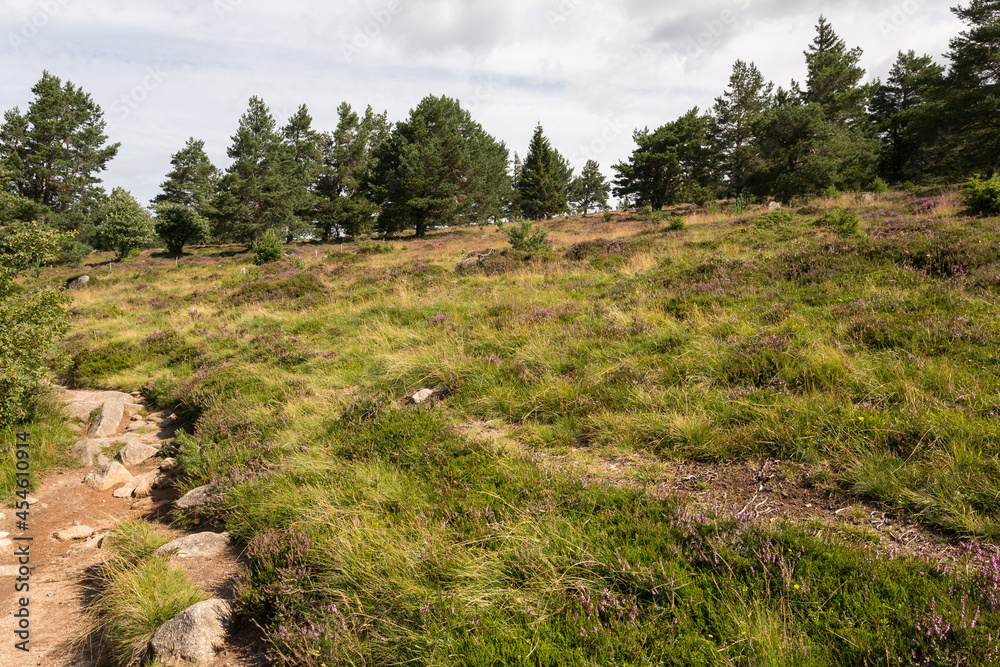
[
  {"xmin": 33, "ymin": 190, "xmax": 1000, "ymax": 664},
  {"xmin": 83, "ymin": 521, "xmax": 207, "ymax": 667}
]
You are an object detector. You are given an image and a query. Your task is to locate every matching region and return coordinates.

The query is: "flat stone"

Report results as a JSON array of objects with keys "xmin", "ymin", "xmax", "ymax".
[
  {"xmin": 156, "ymin": 532, "xmax": 230, "ymax": 559},
  {"xmin": 83, "ymin": 461, "xmax": 132, "ymax": 492},
  {"xmin": 55, "ymin": 525, "xmax": 94, "ymax": 541},
  {"xmin": 405, "ymin": 387, "xmax": 447, "ymax": 405},
  {"xmin": 176, "ymin": 485, "xmax": 211, "ymax": 509},
  {"xmin": 120, "ymin": 443, "xmax": 159, "ymax": 467},
  {"xmin": 132, "ymin": 471, "xmax": 164, "ymax": 498},
  {"xmin": 113, "ymin": 484, "xmax": 136, "ymax": 498},
  {"xmin": 126, "ymin": 420, "xmax": 150, "ymax": 431},
  {"xmin": 150, "ymin": 599, "xmax": 232, "ymax": 666},
  {"xmin": 87, "ymin": 401, "xmax": 126, "ymax": 439},
  {"xmin": 66, "ymin": 401, "xmax": 105, "ymax": 423}
]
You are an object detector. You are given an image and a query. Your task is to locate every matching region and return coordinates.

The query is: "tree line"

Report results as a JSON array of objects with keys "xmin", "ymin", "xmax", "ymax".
[{"xmin": 1, "ymin": 5, "xmax": 999, "ymax": 258}]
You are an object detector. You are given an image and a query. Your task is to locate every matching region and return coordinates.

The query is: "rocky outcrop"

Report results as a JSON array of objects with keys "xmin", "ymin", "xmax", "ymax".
[{"xmin": 156, "ymin": 532, "xmax": 230, "ymax": 559}]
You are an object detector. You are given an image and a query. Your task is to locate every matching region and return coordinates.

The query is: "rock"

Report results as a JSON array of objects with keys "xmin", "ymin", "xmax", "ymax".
[
  {"xmin": 96, "ymin": 453, "xmax": 113, "ymax": 467},
  {"xmin": 83, "ymin": 461, "xmax": 133, "ymax": 492},
  {"xmin": 83, "ymin": 531, "xmax": 108, "ymax": 549},
  {"xmin": 159, "ymin": 457, "xmax": 180, "ymax": 472},
  {"xmin": 130, "ymin": 413, "xmax": 143, "ymax": 422},
  {"xmin": 0, "ymin": 539, "xmax": 13, "ymax": 552},
  {"xmin": 126, "ymin": 420, "xmax": 149, "ymax": 431},
  {"xmin": 54, "ymin": 525, "xmax": 94, "ymax": 541},
  {"xmin": 156, "ymin": 532, "xmax": 230, "ymax": 559},
  {"xmin": 150, "ymin": 599, "xmax": 233, "ymax": 666},
  {"xmin": 25, "ymin": 496, "xmax": 38, "ymax": 505},
  {"xmin": 861, "ymin": 192, "xmax": 876, "ymax": 204},
  {"xmin": 66, "ymin": 275, "xmax": 90, "ymax": 290},
  {"xmin": 120, "ymin": 443, "xmax": 159, "ymax": 467},
  {"xmin": 404, "ymin": 387, "xmax": 447, "ymax": 405},
  {"xmin": 113, "ymin": 483, "xmax": 136, "ymax": 498},
  {"xmin": 768, "ymin": 201, "xmax": 782, "ymax": 210},
  {"xmin": 72, "ymin": 438, "xmax": 111, "ymax": 466},
  {"xmin": 87, "ymin": 401, "xmax": 126, "ymax": 439},
  {"xmin": 132, "ymin": 471, "xmax": 164, "ymax": 498},
  {"xmin": 176, "ymin": 485, "xmax": 211, "ymax": 509}
]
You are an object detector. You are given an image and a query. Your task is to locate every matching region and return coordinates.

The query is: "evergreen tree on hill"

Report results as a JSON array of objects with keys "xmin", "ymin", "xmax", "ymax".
[
  {"xmin": 152, "ymin": 137, "xmax": 218, "ymax": 215},
  {"xmin": 365, "ymin": 95, "xmax": 509, "ymax": 238},
  {"xmin": 517, "ymin": 124, "xmax": 570, "ymax": 220},
  {"xmin": 0, "ymin": 71, "xmax": 119, "ymax": 221},
  {"xmin": 212, "ymin": 97, "xmax": 300, "ymax": 245},
  {"xmin": 712, "ymin": 60, "xmax": 773, "ymax": 192},
  {"xmin": 569, "ymin": 160, "xmax": 610, "ymax": 216},
  {"xmin": 281, "ymin": 104, "xmax": 326, "ymax": 241}
]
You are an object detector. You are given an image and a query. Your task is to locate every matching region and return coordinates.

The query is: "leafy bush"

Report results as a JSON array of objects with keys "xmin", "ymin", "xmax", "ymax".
[
  {"xmin": 505, "ymin": 220, "xmax": 549, "ymax": 252},
  {"xmin": 870, "ymin": 177, "xmax": 890, "ymax": 194},
  {"xmin": 668, "ymin": 216, "xmax": 686, "ymax": 231},
  {"xmin": 603, "ymin": 211, "xmax": 613, "ymax": 222},
  {"xmin": 638, "ymin": 204, "xmax": 654, "ymax": 220},
  {"xmin": 819, "ymin": 206, "xmax": 861, "ymax": 236},
  {"xmin": 154, "ymin": 202, "xmax": 210, "ymax": 256},
  {"xmin": 95, "ymin": 187, "xmax": 156, "ymax": 262},
  {"xmin": 962, "ymin": 174, "xmax": 1000, "ymax": 216},
  {"xmin": 252, "ymin": 229, "xmax": 284, "ymax": 265},
  {"xmin": 733, "ymin": 193, "xmax": 754, "ymax": 213},
  {"xmin": 651, "ymin": 210, "xmax": 665, "ymax": 223}
]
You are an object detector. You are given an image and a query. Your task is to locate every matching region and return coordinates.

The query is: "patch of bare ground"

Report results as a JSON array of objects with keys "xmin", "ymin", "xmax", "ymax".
[
  {"xmin": 0, "ymin": 389, "xmax": 266, "ymax": 667},
  {"xmin": 460, "ymin": 419, "xmax": 984, "ymax": 566}
]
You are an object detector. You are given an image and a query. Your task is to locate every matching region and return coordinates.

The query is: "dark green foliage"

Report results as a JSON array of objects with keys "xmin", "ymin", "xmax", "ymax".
[
  {"xmin": 962, "ymin": 174, "xmax": 1000, "ymax": 216},
  {"xmin": 315, "ymin": 103, "xmax": 388, "ymax": 240},
  {"xmin": 754, "ymin": 208, "xmax": 793, "ymax": 229},
  {"xmin": 517, "ymin": 124, "xmax": 571, "ymax": 220},
  {"xmin": 355, "ymin": 239, "xmax": 393, "ymax": 255},
  {"xmin": 804, "ymin": 16, "xmax": 870, "ymax": 124},
  {"xmin": 0, "ymin": 71, "xmax": 119, "ymax": 215},
  {"xmin": 151, "ymin": 138, "xmax": 218, "ymax": 215},
  {"xmin": 712, "ymin": 60, "xmax": 773, "ymax": 192},
  {"xmin": 212, "ymin": 97, "xmax": 303, "ymax": 244},
  {"xmin": 95, "ymin": 187, "xmax": 156, "ymax": 261},
  {"xmin": 154, "ymin": 203, "xmax": 210, "ymax": 256},
  {"xmin": 669, "ymin": 216, "xmax": 686, "ymax": 230},
  {"xmin": 280, "ymin": 104, "xmax": 326, "ymax": 241},
  {"xmin": 367, "ymin": 95, "xmax": 509, "ymax": 238},
  {"xmin": 568, "ymin": 159, "xmax": 610, "ymax": 216},
  {"xmin": 612, "ymin": 109, "xmax": 719, "ymax": 209},
  {"xmin": 505, "ymin": 220, "xmax": 549, "ymax": 252},
  {"xmin": 251, "ymin": 229, "xmax": 284, "ymax": 265}
]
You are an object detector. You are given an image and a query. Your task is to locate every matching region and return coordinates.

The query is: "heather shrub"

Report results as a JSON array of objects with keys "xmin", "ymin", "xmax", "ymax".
[
  {"xmin": 819, "ymin": 206, "xmax": 860, "ymax": 236},
  {"xmin": 962, "ymin": 174, "xmax": 1000, "ymax": 216}
]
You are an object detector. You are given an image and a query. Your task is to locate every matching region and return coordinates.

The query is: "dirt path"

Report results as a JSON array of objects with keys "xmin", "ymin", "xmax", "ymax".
[{"xmin": 0, "ymin": 389, "xmax": 265, "ymax": 667}]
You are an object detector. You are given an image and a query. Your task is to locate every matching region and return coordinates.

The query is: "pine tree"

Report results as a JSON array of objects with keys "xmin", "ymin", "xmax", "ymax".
[
  {"xmin": 712, "ymin": 60, "xmax": 773, "ymax": 192},
  {"xmin": 804, "ymin": 16, "xmax": 869, "ymax": 125},
  {"xmin": 366, "ymin": 95, "xmax": 509, "ymax": 238},
  {"xmin": 517, "ymin": 124, "xmax": 569, "ymax": 220},
  {"xmin": 612, "ymin": 109, "xmax": 719, "ymax": 210},
  {"xmin": 940, "ymin": 0, "xmax": 1000, "ymax": 175},
  {"xmin": 152, "ymin": 138, "xmax": 218, "ymax": 215},
  {"xmin": 212, "ymin": 97, "xmax": 300, "ymax": 245},
  {"xmin": 870, "ymin": 51, "xmax": 946, "ymax": 181},
  {"xmin": 569, "ymin": 160, "xmax": 610, "ymax": 216},
  {"xmin": 281, "ymin": 104, "xmax": 325, "ymax": 240},
  {"xmin": 0, "ymin": 71, "xmax": 119, "ymax": 217},
  {"xmin": 315, "ymin": 103, "xmax": 388, "ymax": 240}
]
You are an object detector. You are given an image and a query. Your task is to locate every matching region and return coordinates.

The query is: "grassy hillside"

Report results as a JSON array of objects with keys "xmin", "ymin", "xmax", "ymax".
[{"xmin": 38, "ymin": 189, "xmax": 1000, "ymax": 665}]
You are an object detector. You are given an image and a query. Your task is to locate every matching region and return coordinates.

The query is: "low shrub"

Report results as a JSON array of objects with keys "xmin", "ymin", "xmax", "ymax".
[
  {"xmin": 251, "ymin": 229, "xmax": 284, "ymax": 265},
  {"xmin": 962, "ymin": 174, "xmax": 1000, "ymax": 216},
  {"xmin": 755, "ymin": 208, "xmax": 793, "ymax": 229},
  {"xmin": 668, "ymin": 216, "xmax": 686, "ymax": 231},
  {"xmin": 603, "ymin": 211, "xmax": 614, "ymax": 222},
  {"xmin": 819, "ymin": 206, "xmax": 861, "ymax": 236},
  {"xmin": 356, "ymin": 239, "xmax": 394, "ymax": 255},
  {"xmin": 505, "ymin": 220, "xmax": 549, "ymax": 253}
]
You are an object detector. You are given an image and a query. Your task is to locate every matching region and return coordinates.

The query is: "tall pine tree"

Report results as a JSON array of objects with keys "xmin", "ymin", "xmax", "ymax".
[
  {"xmin": 517, "ymin": 124, "xmax": 570, "ymax": 220},
  {"xmin": 152, "ymin": 137, "xmax": 218, "ymax": 215},
  {"xmin": 712, "ymin": 60, "xmax": 773, "ymax": 192},
  {"xmin": 569, "ymin": 160, "xmax": 610, "ymax": 216}
]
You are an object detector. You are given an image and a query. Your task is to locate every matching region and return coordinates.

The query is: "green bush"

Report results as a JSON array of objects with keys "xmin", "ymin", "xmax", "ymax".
[
  {"xmin": 505, "ymin": 220, "xmax": 549, "ymax": 252},
  {"xmin": 651, "ymin": 210, "xmax": 665, "ymax": 223},
  {"xmin": 870, "ymin": 177, "xmax": 890, "ymax": 194},
  {"xmin": 356, "ymin": 239, "xmax": 394, "ymax": 255},
  {"xmin": 95, "ymin": 187, "xmax": 156, "ymax": 262},
  {"xmin": 252, "ymin": 229, "xmax": 284, "ymax": 265},
  {"xmin": 668, "ymin": 216, "xmax": 686, "ymax": 231},
  {"xmin": 962, "ymin": 174, "xmax": 1000, "ymax": 216},
  {"xmin": 819, "ymin": 206, "xmax": 861, "ymax": 236},
  {"xmin": 755, "ymin": 208, "xmax": 794, "ymax": 229},
  {"xmin": 638, "ymin": 204, "xmax": 654, "ymax": 220},
  {"xmin": 603, "ymin": 211, "xmax": 613, "ymax": 222},
  {"xmin": 154, "ymin": 203, "xmax": 210, "ymax": 256}
]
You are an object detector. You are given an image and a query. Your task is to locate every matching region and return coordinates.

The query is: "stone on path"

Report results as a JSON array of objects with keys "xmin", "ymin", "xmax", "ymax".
[
  {"xmin": 120, "ymin": 443, "xmax": 159, "ymax": 467},
  {"xmin": 156, "ymin": 532, "xmax": 230, "ymax": 559},
  {"xmin": 87, "ymin": 401, "xmax": 126, "ymax": 439},
  {"xmin": 72, "ymin": 438, "xmax": 110, "ymax": 466},
  {"xmin": 150, "ymin": 599, "xmax": 233, "ymax": 666},
  {"xmin": 132, "ymin": 470, "xmax": 164, "ymax": 498},
  {"xmin": 176, "ymin": 485, "xmax": 212, "ymax": 509},
  {"xmin": 54, "ymin": 525, "xmax": 94, "ymax": 541},
  {"xmin": 83, "ymin": 461, "xmax": 132, "ymax": 492}
]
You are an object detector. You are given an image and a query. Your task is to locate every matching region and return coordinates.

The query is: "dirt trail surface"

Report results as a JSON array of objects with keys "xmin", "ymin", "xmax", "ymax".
[{"xmin": 0, "ymin": 389, "xmax": 265, "ymax": 667}]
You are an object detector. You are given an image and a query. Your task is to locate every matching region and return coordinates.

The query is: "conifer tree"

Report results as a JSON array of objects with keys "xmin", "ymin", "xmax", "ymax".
[
  {"xmin": 569, "ymin": 160, "xmax": 610, "ymax": 216},
  {"xmin": 0, "ymin": 71, "xmax": 119, "ymax": 217},
  {"xmin": 212, "ymin": 97, "xmax": 300, "ymax": 244},
  {"xmin": 366, "ymin": 95, "xmax": 508, "ymax": 238},
  {"xmin": 804, "ymin": 16, "xmax": 870, "ymax": 125},
  {"xmin": 712, "ymin": 61, "xmax": 773, "ymax": 191},
  {"xmin": 517, "ymin": 124, "xmax": 570, "ymax": 220},
  {"xmin": 152, "ymin": 138, "xmax": 218, "ymax": 215},
  {"xmin": 281, "ymin": 104, "xmax": 325, "ymax": 240}
]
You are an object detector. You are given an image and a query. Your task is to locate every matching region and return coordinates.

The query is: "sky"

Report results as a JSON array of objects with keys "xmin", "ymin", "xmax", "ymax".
[{"xmin": 0, "ymin": 0, "xmax": 962, "ymax": 208}]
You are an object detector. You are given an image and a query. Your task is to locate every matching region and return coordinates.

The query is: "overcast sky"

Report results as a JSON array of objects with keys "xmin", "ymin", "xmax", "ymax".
[{"xmin": 1, "ymin": 0, "xmax": 961, "ymax": 207}]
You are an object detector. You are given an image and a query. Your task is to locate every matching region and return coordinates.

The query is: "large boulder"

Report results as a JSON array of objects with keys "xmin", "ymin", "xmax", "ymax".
[
  {"xmin": 119, "ymin": 443, "xmax": 159, "ymax": 467},
  {"xmin": 87, "ymin": 401, "xmax": 126, "ymax": 438},
  {"xmin": 65, "ymin": 275, "xmax": 90, "ymax": 290},
  {"xmin": 83, "ymin": 461, "xmax": 132, "ymax": 492},
  {"xmin": 72, "ymin": 438, "xmax": 110, "ymax": 466},
  {"xmin": 175, "ymin": 485, "xmax": 212, "ymax": 509},
  {"xmin": 150, "ymin": 599, "xmax": 233, "ymax": 666}
]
